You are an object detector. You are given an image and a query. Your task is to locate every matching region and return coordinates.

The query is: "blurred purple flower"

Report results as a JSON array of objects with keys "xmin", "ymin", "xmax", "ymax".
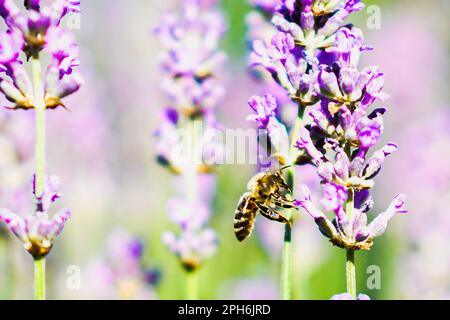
[
  {"xmin": 85, "ymin": 230, "xmax": 159, "ymax": 300},
  {"xmin": 249, "ymin": 0, "xmax": 279, "ymax": 13},
  {"xmin": 155, "ymin": 1, "xmax": 226, "ymax": 79},
  {"xmin": 167, "ymin": 197, "xmax": 210, "ymax": 231},
  {"xmin": 163, "ymin": 226, "xmax": 217, "ymax": 273}
]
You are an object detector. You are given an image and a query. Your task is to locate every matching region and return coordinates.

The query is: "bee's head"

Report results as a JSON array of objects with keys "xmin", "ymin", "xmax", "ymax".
[{"xmin": 276, "ymin": 166, "xmax": 293, "ymax": 191}]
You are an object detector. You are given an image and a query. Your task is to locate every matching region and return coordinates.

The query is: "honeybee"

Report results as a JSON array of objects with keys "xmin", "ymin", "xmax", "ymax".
[{"xmin": 234, "ymin": 167, "xmax": 296, "ymax": 242}]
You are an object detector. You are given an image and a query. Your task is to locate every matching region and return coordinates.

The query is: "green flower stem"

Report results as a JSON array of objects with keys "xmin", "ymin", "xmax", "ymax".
[
  {"xmin": 32, "ymin": 56, "xmax": 46, "ymax": 198},
  {"xmin": 345, "ymin": 187, "xmax": 356, "ymax": 299},
  {"xmin": 187, "ymin": 119, "xmax": 199, "ymax": 203},
  {"xmin": 34, "ymin": 258, "xmax": 46, "ymax": 300},
  {"xmin": 185, "ymin": 119, "xmax": 200, "ymax": 300},
  {"xmin": 280, "ymin": 105, "xmax": 306, "ymax": 300},
  {"xmin": 32, "ymin": 55, "xmax": 47, "ymax": 300},
  {"xmin": 281, "ymin": 161, "xmax": 297, "ymax": 301},
  {"xmin": 35, "ymin": 106, "xmax": 46, "ymax": 195},
  {"xmin": 280, "ymin": 221, "xmax": 293, "ymax": 300},
  {"xmin": 186, "ymin": 271, "xmax": 198, "ymax": 300},
  {"xmin": 346, "ymin": 249, "xmax": 356, "ymax": 299}
]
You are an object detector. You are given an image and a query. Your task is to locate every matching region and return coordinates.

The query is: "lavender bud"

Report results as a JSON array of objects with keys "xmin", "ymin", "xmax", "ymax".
[{"xmin": 318, "ymin": 66, "xmax": 343, "ymax": 100}]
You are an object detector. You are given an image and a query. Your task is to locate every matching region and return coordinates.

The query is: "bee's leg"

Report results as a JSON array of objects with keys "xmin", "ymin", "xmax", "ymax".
[
  {"xmin": 272, "ymin": 192, "xmax": 296, "ymax": 205},
  {"xmin": 256, "ymin": 203, "xmax": 289, "ymax": 223},
  {"xmin": 266, "ymin": 193, "xmax": 296, "ymax": 210},
  {"xmin": 273, "ymin": 200, "xmax": 297, "ymax": 209}
]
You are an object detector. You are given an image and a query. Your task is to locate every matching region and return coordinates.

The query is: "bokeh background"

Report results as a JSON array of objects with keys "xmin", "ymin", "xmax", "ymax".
[{"xmin": 0, "ymin": 0, "xmax": 449, "ymax": 300}]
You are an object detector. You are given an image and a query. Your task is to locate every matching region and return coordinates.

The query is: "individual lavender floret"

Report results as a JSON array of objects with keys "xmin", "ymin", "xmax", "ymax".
[
  {"xmin": 0, "ymin": 174, "xmax": 70, "ymax": 259},
  {"xmin": 162, "ymin": 198, "xmax": 217, "ymax": 272},
  {"xmin": 163, "ymin": 228, "xmax": 217, "ymax": 273},
  {"xmin": 0, "ymin": 0, "xmax": 82, "ymax": 111},
  {"xmin": 247, "ymin": 93, "xmax": 278, "ymax": 129},
  {"xmin": 247, "ymin": 93, "xmax": 290, "ymax": 162}
]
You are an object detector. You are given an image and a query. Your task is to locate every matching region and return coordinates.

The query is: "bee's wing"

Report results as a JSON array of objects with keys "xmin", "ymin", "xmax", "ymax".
[{"xmin": 234, "ymin": 193, "xmax": 258, "ymax": 242}]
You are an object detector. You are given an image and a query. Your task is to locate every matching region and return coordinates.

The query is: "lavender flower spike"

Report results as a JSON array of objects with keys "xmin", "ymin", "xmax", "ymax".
[
  {"xmin": 245, "ymin": 0, "xmax": 371, "ymax": 300},
  {"xmin": 270, "ymin": 0, "xmax": 407, "ymax": 299},
  {"xmin": 155, "ymin": 0, "xmax": 225, "ymax": 299},
  {"xmin": 294, "ymin": 22, "xmax": 407, "ymax": 251},
  {"xmin": 0, "ymin": 1, "xmax": 81, "ymax": 299}
]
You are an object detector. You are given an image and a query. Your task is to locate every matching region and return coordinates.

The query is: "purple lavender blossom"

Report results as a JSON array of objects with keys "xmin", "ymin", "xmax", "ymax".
[
  {"xmin": 247, "ymin": 93, "xmax": 278, "ymax": 129},
  {"xmin": 246, "ymin": 1, "xmax": 374, "ymax": 171},
  {"xmin": 0, "ymin": 174, "xmax": 70, "ymax": 259},
  {"xmin": 163, "ymin": 226, "xmax": 217, "ymax": 273},
  {"xmin": 249, "ymin": 0, "xmax": 366, "ymax": 107},
  {"xmin": 320, "ymin": 182, "xmax": 348, "ymax": 217},
  {"xmin": 163, "ymin": 197, "xmax": 217, "ymax": 272},
  {"xmin": 0, "ymin": 0, "xmax": 82, "ymax": 111},
  {"xmin": 296, "ymin": 187, "xmax": 406, "ymax": 250}
]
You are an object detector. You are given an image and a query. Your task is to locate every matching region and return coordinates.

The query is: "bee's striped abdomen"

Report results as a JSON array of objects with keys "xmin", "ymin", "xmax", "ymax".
[{"xmin": 234, "ymin": 193, "xmax": 258, "ymax": 242}]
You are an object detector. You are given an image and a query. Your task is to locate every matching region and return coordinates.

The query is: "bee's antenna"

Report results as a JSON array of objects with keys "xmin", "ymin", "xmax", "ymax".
[{"xmin": 280, "ymin": 165, "xmax": 293, "ymax": 172}]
